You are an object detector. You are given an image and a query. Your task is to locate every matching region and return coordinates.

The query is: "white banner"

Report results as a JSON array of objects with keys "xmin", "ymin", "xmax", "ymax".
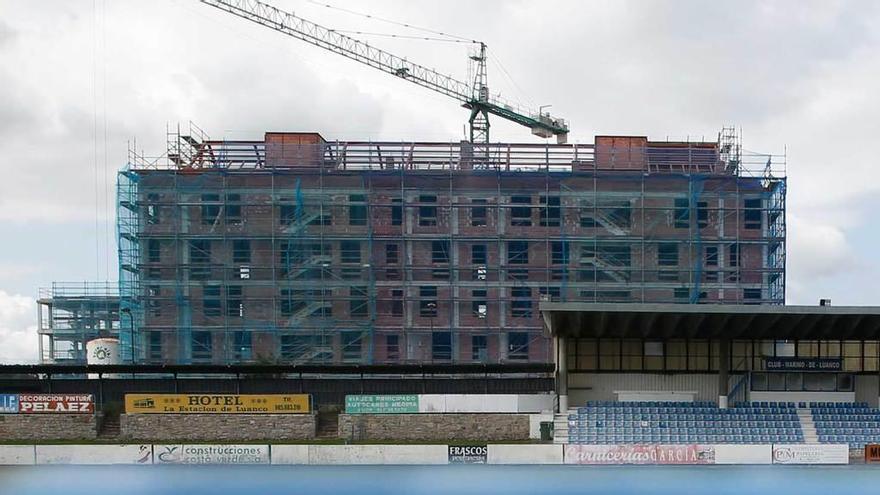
[
  {"xmin": 564, "ymin": 444, "xmax": 715, "ymax": 465},
  {"xmin": 35, "ymin": 445, "xmax": 151, "ymax": 465},
  {"xmin": 714, "ymin": 444, "xmax": 772, "ymax": 465},
  {"xmin": 0, "ymin": 445, "xmax": 35, "ymax": 465},
  {"xmin": 153, "ymin": 444, "xmax": 270, "ymax": 464},
  {"xmin": 772, "ymin": 444, "xmax": 849, "ymax": 465},
  {"xmin": 488, "ymin": 444, "xmax": 563, "ymax": 464}
]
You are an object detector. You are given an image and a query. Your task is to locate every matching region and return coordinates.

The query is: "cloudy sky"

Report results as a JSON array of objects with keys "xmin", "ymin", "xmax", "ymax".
[{"xmin": 1, "ymin": 0, "xmax": 878, "ymax": 363}]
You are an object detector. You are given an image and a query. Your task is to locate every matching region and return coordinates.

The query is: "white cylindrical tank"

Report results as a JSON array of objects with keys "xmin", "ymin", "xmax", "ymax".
[{"xmin": 86, "ymin": 338, "xmax": 120, "ymax": 378}]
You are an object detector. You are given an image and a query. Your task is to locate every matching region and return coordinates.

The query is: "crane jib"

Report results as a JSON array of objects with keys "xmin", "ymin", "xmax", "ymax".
[{"xmin": 199, "ymin": 0, "xmax": 570, "ymax": 142}]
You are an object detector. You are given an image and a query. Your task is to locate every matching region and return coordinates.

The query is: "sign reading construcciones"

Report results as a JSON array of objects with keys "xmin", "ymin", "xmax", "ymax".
[
  {"xmin": 345, "ymin": 395, "xmax": 419, "ymax": 414},
  {"xmin": 0, "ymin": 394, "xmax": 18, "ymax": 413},
  {"xmin": 19, "ymin": 394, "xmax": 94, "ymax": 414},
  {"xmin": 153, "ymin": 444, "xmax": 270, "ymax": 464},
  {"xmin": 564, "ymin": 444, "xmax": 715, "ymax": 465},
  {"xmin": 125, "ymin": 394, "xmax": 310, "ymax": 414}
]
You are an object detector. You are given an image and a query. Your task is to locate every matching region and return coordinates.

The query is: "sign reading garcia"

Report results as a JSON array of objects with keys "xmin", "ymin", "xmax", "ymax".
[
  {"xmin": 125, "ymin": 394, "xmax": 310, "ymax": 414},
  {"xmin": 765, "ymin": 357, "xmax": 842, "ymax": 371},
  {"xmin": 345, "ymin": 395, "xmax": 419, "ymax": 414}
]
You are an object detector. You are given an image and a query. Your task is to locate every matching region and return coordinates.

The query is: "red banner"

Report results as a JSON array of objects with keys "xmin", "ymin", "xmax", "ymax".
[
  {"xmin": 564, "ymin": 444, "xmax": 715, "ymax": 465},
  {"xmin": 18, "ymin": 394, "xmax": 94, "ymax": 414}
]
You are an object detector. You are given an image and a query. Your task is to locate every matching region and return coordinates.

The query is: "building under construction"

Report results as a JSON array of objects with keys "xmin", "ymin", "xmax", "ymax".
[{"xmin": 107, "ymin": 125, "xmax": 785, "ymax": 365}]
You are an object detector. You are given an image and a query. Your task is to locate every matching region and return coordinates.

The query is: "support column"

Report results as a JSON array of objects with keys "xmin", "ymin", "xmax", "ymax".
[
  {"xmin": 558, "ymin": 336, "xmax": 569, "ymax": 413},
  {"xmin": 718, "ymin": 338, "xmax": 730, "ymax": 409}
]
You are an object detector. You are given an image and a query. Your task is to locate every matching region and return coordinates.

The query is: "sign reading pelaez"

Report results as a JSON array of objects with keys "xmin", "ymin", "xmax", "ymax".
[
  {"xmin": 125, "ymin": 394, "xmax": 310, "ymax": 414},
  {"xmin": 18, "ymin": 394, "xmax": 94, "ymax": 414}
]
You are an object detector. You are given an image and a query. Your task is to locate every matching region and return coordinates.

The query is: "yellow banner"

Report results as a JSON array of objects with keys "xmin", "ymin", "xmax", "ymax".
[{"xmin": 125, "ymin": 394, "xmax": 310, "ymax": 414}]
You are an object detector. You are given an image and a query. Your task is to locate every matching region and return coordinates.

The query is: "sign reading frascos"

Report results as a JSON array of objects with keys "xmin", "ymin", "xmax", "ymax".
[
  {"xmin": 448, "ymin": 445, "xmax": 488, "ymax": 464},
  {"xmin": 18, "ymin": 394, "xmax": 94, "ymax": 414},
  {"xmin": 772, "ymin": 444, "xmax": 848, "ymax": 464},
  {"xmin": 765, "ymin": 357, "xmax": 842, "ymax": 372},
  {"xmin": 564, "ymin": 444, "xmax": 715, "ymax": 465},
  {"xmin": 153, "ymin": 444, "xmax": 270, "ymax": 464},
  {"xmin": 124, "ymin": 394, "xmax": 310, "ymax": 414},
  {"xmin": 345, "ymin": 395, "xmax": 419, "ymax": 414},
  {"xmin": 0, "ymin": 394, "xmax": 18, "ymax": 413}
]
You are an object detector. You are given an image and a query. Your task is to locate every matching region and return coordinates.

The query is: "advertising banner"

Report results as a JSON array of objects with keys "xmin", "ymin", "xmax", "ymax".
[
  {"xmin": 153, "ymin": 444, "xmax": 270, "ymax": 464},
  {"xmin": 765, "ymin": 357, "xmax": 842, "ymax": 372},
  {"xmin": 345, "ymin": 395, "xmax": 419, "ymax": 414},
  {"xmin": 865, "ymin": 444, "xmax": 880, "ymax": 463},
  {"xmin": 34, "ymin": 445, "xmax": 152, "ymax": 465},
  {"xmin": 125, "ymin": 394, "xmax": 310, "ymax": 414},
  {"xmin": 448, "ymin": 445, "xmax": 488, "ymax": 464},
  {"xmin": 772, "ymin": 444, "xmax": 848, "ymax": 464},
  {"xmin": 18, "ymin": 394, "xmax": 94, "ymax": 414},
  {"xmin": 0, "ymin": 394, "xmax": 18, "ymax": 413},
  {"xmin": 564, "ymin": 444, "xmax": 715, "ymax": 465}
]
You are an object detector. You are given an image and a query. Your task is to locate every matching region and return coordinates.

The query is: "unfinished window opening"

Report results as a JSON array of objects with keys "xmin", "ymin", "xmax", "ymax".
[
  {"xmin": 350, "ymin": 286, "xmax": 369, "ymax": 318},
  {"xmin": 191, "ymin": 331, "xmax": 212, "ymax": 362},
  {"xmin": 147, "ymin": 239, "xmax": 161, "ymax": 263},
  {"xmin": 507, "ymin": 241, "xmax": 529, "ymax": 264},
  {"xmin": 511, "ymin": 287, "xmax": 532, "ymax": 318},
  {"xmin": 391, "ymin": 289, "xmax": 403, "ymax": 317},
  {"xmin": 232, "ymin": 331, "xmax": 251, "ymax": 361},
  {"xmin": 349, "ymin": 194, "xmax": 367, "ymax": 226},
  {"xmin": 508, "ymin": 332, "xmax": 529, "ymax": 360},
  {"xmin": 226, "ymin": 285, "xmax": 243, "ymax": 317},
  {"xmin": 203, "ymin": 285, "xmax": 221, "ymax": 317},
  {"xmin": 539, "ymin": 196, "xmax": 561, "ymax": 227},
  {"xmin": 432, "ymin": 332, "xmax": 452, "ymax": 361},
  {"xmin": 342, "ymin": 331, "xmax": 363, "ymax": 362},
  {"xmin": 232, "ymin": 239, "xmax": 250, "ymax": 264},
  {"xmin": 418, "ymin": 195, "xmax": 437, "ymax": 226},
  {"xmin": 340, "ymin": 240, "xmax": 361, "ymax": 264},
  {"xmin": 472, "ymin": 289, "xmax": 488, "ymax": 319},
  {"xmin": 744, "ymin": 288, "xmax": 762, "ymax": 304},
  {"xmin": 419, "ymin": 286, "xmax": 438, "ymax": 317},
  {"xmin": 704, "ymin": 245, "xmax": 718, "ymax": 282},
  {"xmin": 391, "ymin": 198, "xmax": 403, "ymax": 226},
  {"xmin": 697, "ymin": 201, "xmax": 708, "ymax": 228},
  {"xmin": 471, "ymin": 199, "xmax": 487, "ymax": 226},
  {"xmin": 472, "ymin": 335, "xmax": 488, "ymax": 361},
  {"xmin": 432, "ymin": 240, "xmax": 450, "ymax": 279},
  {"xmin": 386, "ymin": 335, "xmax": 400, "ymax": 361},
  {"xmin": 510, "ymin": 195, "xmax": 532, "ymax": 226},
  {"xmin": 551, "ymin": 241, "xmax": 569, "ymax": 265},
  {"xmin": 147, "ymin": 331, "xmax": 162, "ymax": 362},
  {"xmin": 146, "ymin": 193, "xmax": 160, "ymax": 225},
  {"xmin": 226, "ymin": 193, "xmax": 242, "ymax": 225},
  {"xmin": 189, "ymin": 240, "xmax": 211, "ymax": 280},
  {"xmin": 147, "ymin": 285, "xmax": 161, "ymax": 317},
  {"xmin": 744, "ymin": 198, "xmax": 762, "ymax": 230},
  {"xmin": 674, "ymin": 198, "xmax": 690, "ymax": 229},
  {"xmin": 201, "ymin": 193, "xmax": 221, "ymax": 225}
]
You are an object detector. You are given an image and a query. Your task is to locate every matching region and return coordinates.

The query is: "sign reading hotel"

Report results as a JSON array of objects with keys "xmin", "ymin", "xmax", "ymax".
[
  {"xmin": 345, "ymin": 395, "xmax": 419, "ymax": 414},
  {"xmin": 765, "ymin": 357, "xmax": 842, "ymax": 372},
  {"xmin": 125, "ymin": 394, "xmax": 310, "ymax": 414},
  {"xmin": 564, "ymin": 444, "xmax": 715, "ymax": 465},
  {"xmin": 18, "ymin": 394, "xmax": 94, "ymax": 414}
]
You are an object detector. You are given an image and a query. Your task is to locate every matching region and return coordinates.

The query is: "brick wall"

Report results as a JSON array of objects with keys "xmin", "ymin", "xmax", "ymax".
[
  {"xmin": 120, "ymin": 414, "xmax": 316, "ymax": 441},
  {"xmin": 0, "ymin": 414, "xmax": 97, "ymax": 441},
  {"xmin": 338, "ymin": 413, "xmax": 530, "ymax": 442}
]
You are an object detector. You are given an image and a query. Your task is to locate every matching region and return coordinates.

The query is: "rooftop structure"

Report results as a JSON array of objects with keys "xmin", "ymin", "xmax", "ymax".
[{"xmin": 37, "ymin": 282, "xmax": 120, "ymax": 363}]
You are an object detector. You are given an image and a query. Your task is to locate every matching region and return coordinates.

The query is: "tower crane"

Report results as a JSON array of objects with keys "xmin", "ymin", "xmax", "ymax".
[{"xmin": 199, "ymin": 0, "xmax": 570, "ymax": 144}]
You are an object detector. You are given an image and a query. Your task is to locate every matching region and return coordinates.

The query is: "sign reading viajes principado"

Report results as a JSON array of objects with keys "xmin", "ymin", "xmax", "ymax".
[
  {"xmin": 345, "ymin": 395, "xmax": 419, "ymax": 414},
  {"xmin": 125, "ymin": 394, "xmax": 310, "ymax": 414}
]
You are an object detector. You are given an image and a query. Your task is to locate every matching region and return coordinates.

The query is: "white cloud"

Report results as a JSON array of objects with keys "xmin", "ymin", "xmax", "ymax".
[{"xmin": 0, "ymin": 290, "xmax": 38, "ymax": 364}]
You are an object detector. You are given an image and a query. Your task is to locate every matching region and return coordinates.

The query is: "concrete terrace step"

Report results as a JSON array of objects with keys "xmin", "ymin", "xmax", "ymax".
[{"xmin": 797, "ymin": 408, "xmax": 820, "ymax": 444}]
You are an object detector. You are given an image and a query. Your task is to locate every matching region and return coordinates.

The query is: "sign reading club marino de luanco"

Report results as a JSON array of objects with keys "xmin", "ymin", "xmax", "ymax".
[{"xmin": 125, "ymin": 394, "xmax": 310, "ymax": 414}]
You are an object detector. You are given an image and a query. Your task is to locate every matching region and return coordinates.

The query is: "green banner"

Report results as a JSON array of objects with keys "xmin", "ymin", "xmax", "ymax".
[{"xmin": 345, "ymin": 394, "xmax": 419, "ymax": 414}]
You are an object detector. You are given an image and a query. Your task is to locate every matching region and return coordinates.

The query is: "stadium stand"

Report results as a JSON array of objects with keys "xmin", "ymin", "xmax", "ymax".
[
  {"xmin": 811, "ymin": 402, "xmax": 880, "ymax": 449},
  {"xmin": 558, "ymin": 401, "xmax": 804, "ymax": 445}
]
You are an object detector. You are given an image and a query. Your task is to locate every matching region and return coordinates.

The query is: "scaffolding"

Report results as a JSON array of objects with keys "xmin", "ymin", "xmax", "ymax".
[
  {"xmin": 37, "ymin": 282, "xmax": 120, "ymax": 363},
  {"xmin": 115, "ymin": 126, "xmax": 786, "ymax": 365}
]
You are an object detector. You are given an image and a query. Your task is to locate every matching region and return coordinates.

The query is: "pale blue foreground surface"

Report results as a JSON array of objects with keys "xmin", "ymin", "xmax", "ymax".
[{"xmin": 1, "ymin": 465, "xmax": 879, "ymax": 495}]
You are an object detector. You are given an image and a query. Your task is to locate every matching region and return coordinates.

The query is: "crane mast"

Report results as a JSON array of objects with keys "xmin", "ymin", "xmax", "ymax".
[{"xmin": 199, "ymin": 0, "xmax": 569, "ymax": 144}]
